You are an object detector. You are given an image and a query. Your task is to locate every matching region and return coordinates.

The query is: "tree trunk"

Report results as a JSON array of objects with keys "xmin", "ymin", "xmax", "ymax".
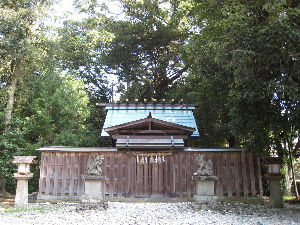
[
  {"xmin": 0, "ymin": 60, "xmax": 22, "ymax": 194},
  {"xmin": 288, "ymin": 145, "xmax": 299, "ymax": 199},
  {"xmin": 4, "ymin": 60, "xmax": 22, "ymax": 132}
]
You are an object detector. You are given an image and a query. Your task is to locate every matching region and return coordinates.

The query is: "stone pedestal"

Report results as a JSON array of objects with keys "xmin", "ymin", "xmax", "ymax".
[
  {"xmin": 194, "ymin": 175, "xmax": 218, "ymax": 209},
  {"xmin": 14, "ymin": 173, "xmax": 33, "ymax": 208},
  {"xmin": 266, "ymin": 174, "xmax": 284, "ymax": 208},
  {"xmin": 78, "ymin": 175, "xmax": 107, "ymax": 210}
]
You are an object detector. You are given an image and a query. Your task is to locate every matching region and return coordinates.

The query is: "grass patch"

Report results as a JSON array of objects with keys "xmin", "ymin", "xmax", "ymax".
[
  {"xmin": 284, "ymin": 195, "xmax": 300, "ymax": 204},
  {"xmin": 0, "ymin": 206, "xmax": 49, "ymax": 214}
]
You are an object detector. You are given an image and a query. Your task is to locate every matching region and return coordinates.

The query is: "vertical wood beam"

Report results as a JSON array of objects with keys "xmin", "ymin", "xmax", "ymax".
[
  {"xmin": 249, "ymin": 153, "xmax": 256, "ymax": 196},
  {"xmin": 241, "ymin": 152, "xmax": 248, "ymax": 197}
]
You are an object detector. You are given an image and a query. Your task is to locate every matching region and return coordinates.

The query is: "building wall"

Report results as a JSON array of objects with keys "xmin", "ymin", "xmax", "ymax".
[{"xmin": 37, "ymin": 148, "xmax": 262, "ymax": 200}]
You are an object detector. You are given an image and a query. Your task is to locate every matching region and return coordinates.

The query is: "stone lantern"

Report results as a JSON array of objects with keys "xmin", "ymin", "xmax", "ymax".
[
  {"xmin": 264, "ymin": 157, "xmax": 284, "ymax": 208},
  {"xmin": 12, "ymin": 156, "xmax": 36, "ymax": 208}
]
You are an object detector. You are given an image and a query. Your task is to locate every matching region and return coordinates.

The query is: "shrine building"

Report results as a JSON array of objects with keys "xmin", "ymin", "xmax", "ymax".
[{"xmin": 37, "ymin": 102, "xmax": 262, "ymax": 201}]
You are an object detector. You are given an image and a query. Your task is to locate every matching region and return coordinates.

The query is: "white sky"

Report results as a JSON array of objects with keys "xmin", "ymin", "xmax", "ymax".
[{"xmin": 50, "ymin": 0, "xmax": 124, "ymax": 24}]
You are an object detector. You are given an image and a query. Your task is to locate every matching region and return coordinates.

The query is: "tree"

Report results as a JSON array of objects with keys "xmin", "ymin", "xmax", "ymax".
[
  {"xmin": 100, "ymin": 0, "xmax": 193, "ymax": 99},
  {"xmin": 57, "ymin": 16, "xmax": 113, "ymax": 102},
  {"xmin": 19, "ymin": 71, "xmax": 91, "ymax": 146},
  {"xmin": 0, "ymin": 0, "xmax": 56, "ymax": 194},
  {"xmin": 0, "ymin": 0, "xmax": 54, "ymax": 131},
  {"xmin": 185, "ymin": 0, "xmax": 299, "ymax": 195}
]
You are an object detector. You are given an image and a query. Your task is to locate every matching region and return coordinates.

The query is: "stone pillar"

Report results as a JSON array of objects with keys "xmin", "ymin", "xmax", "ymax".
[
  {"xmin": 78, "ymin": 175, "xmax": 107, "ymax": 210},
  {"xmin": 14, "ymin": 173, "xmax": 33, "ymax": 208},
  {"xmin": 77, "ymin": 154, "xmax": 107, "ymax": 211},
  {"xmin": 194, "ymin": 175, "xmax": 218, "ymax": 208},
  {"xmin": 193, "ymin": 155, "xmax": 218, "ymax": 209},
  {"xmin": 266, "ymin": 174, "xmax": 284, "ymax": 208},
  {"xmin": 82, "ymin": 175, "xmax": 105, "ymax": 201}
]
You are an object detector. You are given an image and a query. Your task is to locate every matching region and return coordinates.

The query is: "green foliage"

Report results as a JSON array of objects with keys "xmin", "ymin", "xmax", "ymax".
[
  {"xmin": 57, "ymin": 17, "xmax": 112, "ymax": 102},
  {"xmin": 178, "ymin": 0, "xmax": 300, "ymax": 155},
  {"xmin": 99, "ymin": 0, "xmax": 193, "ymax": 99},
  {"xmin": 0, "ymin": 112, "xmax": 24, "ymax": 193},
  {"xmin": 20, "ymin": 72, "xmax": 91, "ymax": 146}
]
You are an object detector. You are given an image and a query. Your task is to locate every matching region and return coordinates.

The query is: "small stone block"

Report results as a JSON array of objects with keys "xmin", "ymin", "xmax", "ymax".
[
  {"xmin": 195, "ymin": 180, "xmax": 215, "ymax": 196},
  {"xmin": 194, "ymin": 195, "xmax": 219, "ymax": 208},
  {"xmin": 76, "ymin": 202, "xmax": 108, "ymax": 211}
]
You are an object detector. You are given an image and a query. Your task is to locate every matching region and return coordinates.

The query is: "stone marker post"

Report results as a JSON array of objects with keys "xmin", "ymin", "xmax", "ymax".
[
  {"xmin": 266, "ymin": 174, "xmax": 284, "ymax": 208},
  {"xmin": 12, "ymin": 156, "xmax": 36, "ymax": 208},
  {"xmin": 194, "ymin": 155, "xmax": 218, "ymax": 209},
  {"xmin": 264, "ymin": 157, "xmax": 284, "ymax": 208},
  {"xmin": 78, "ymin": 155, "xmax": 107, "ymax": 210}
]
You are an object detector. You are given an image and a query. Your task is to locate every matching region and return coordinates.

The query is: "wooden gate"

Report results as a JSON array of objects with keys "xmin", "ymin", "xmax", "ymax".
[
  {"xmin": 136, "ymin": 155, "xmax": 167, "ymax": 197},
  {"xmin": 38, "ymin": 147, "xmax": 263, "ymax": 200}
]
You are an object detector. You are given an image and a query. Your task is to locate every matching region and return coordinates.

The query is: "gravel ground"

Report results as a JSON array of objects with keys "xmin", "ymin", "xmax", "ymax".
[{"xmin": 0, "ymin": 202, "xmax": 299, "ymax": 225}]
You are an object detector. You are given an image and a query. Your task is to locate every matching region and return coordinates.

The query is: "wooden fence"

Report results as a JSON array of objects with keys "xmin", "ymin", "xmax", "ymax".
[{"xmin": 38, "ymin": 148, "xmax": 262, "ymax": 199}]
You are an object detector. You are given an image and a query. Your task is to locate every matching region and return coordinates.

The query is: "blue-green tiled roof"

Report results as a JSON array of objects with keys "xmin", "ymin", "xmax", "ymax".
[{"xmin": 100, "ymin": 104, "xmax": 200, "ymax": 137}]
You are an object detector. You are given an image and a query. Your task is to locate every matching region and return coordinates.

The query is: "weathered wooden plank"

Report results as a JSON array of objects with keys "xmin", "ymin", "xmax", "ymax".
[
  {"xmin": 217, "ymin": 152, "xmax": 224, "ymax": 197},
  {"xmin": 74, "ymin": 153, "xmax": 80, "ymax": 195},
  {"xmin": 241, "ymin": 152, "xmax": 248, "ymax": 197},
  {"xmin": 130, "ymin": 155, "xmax": 136, "ymax": 198},
  {"xmin": 212, "ymin": 153, "xmax": 217, "ymax": 196},
  {"xmin": 158, "ymin": 160, "xmax": 164, "ymax": 195},
  {"xmin": 226, "ymin": 153, "xmax": 233, "ymax": 197},
  {"xmin": 152, "ymin": 160, "xmax": 158, "ymax": 196},
  {"xmin": 144, "ymin": 157, "xmax": 149, "ymax": 196},
  {"xmin": 61, "ymin": 153, "xmax": 67, "ymax": 196},
  {"xmin": 180, "ymin": 154, "xmax": 186, "ymax": 197},
  {"xmin": 116, "ymin": 154, "xmax": 122, "ymax": 197},
  {"xmin": 186, "ymin": 153, "xmax": 192, "ymax": 198},
  {"xmin": 38, "ymin": 153, "xmax": 46, "ymax": 194},
  {"xmin": 68, "ymin": 153, "xmax": 75, "ymax": 196},
  {"xmin": 125, "ymin": 154, "xmax": 130, "ymax": 196},
  {"xmin": 165, "ymin": 155, "xmax": 170, "ymax": 196},
  {"xmin": 170, "ymin": 155, "xmax": 175, "ymax": 196},
  {"xmin": 83, "ymin": 152, "xmax": 89, "ymax": 195},
  {"xmin": 136, "ymin": 158, "xmax": 142, "ymax": 196},
  {"xmin": 53, "ymin": 153, "xmax": 58, "ymax": 195},
  {"xmin": 113, "ymin": 154, "xmax": 118, "ymax": 196},
  {"xmin": 58, "ymin": 153, "xmax": 64, "ymax": 195},
  {"xmin": 178, "ymin": 154, "xmax": 184, "ymax": 198},
  {"xmin": 104, "ymin": 154, "xmax": 109, "ymax": 196},
  {"xmin": 121, "ymin": 153, "xmax": 126, "ymax": 197},
  {"xmin": 248, "ymin": 153, "xmax": 256, "ymax": 196},
  {"xmin": 109, "ymin": 154, "xmax": 115, "ymax": 197},
  {"xmin": 45, "ymin": 153, "xmax": 51, "ymax": 195},
  {"xmin": 77, "ymin": 153, "xmax": 83, "ymax": 196},
  {"xmin": 257, "ymin": 157, "xmax": 263, "ymax": 196},
  {"xmin": 233, "ymin": 153, "xmax": 241, "ymax": 197}
]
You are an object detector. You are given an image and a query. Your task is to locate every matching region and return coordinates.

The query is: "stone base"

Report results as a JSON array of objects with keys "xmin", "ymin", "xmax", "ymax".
[
  {"xmin": 80, "ymin": 175, "xmax": 106, "ymax": 210},
  {"xmin": 81, "ymin": 196, "xmax": 104, "ymax": 203},
  {"xmin": 194, "ymin": 195, "xmax": 219, "ymax": 210},
  {"xmin": 195, "ymin": 180, "xmax": 215, "ymax": 196},
  {"xmin": 14, "ymin": 173, "xmax": 34, "ymax": 208},
  {"xmin": 265, "ymin": 174, "xmax": 284, "ymax": 208},
  {"xmin": 81, "ymin": 175, "xmax": 105, "ymax": 202},
  {"xmin": 194, "ymin": 175, "xmax": 217, "ymax": 196},
  {"xmin": 76, "ymin": 201, "xmax": 108, "ymax": 211}
]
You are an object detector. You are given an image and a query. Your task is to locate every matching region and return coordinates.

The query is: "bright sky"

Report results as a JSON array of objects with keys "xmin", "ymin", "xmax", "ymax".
[{"xmin": 50, "ymin": 0, "xmax": 124, "ymax": 24}]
